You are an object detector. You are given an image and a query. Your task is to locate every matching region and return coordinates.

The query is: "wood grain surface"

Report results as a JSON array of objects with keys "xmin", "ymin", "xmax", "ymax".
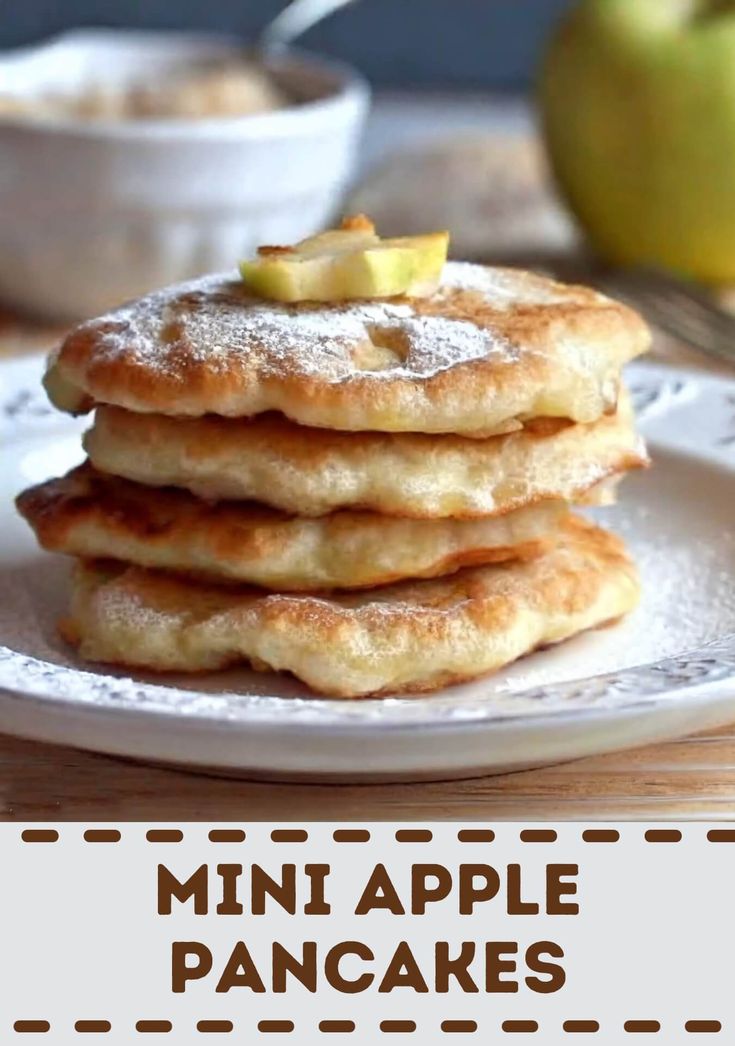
[{"xmin": 3, "ymin": 726, "xmax": 735, "ymax": 822}]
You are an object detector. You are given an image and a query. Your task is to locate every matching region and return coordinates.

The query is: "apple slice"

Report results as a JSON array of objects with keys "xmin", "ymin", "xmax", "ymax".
[{"xmin": 240, "ymin": 215, "xmax": 449, "ymax": 302}]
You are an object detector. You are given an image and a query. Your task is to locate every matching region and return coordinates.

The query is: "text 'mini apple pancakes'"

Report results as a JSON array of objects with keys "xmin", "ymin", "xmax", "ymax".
[{"xmin": 19, "ymin": 217, "xmax": 650, "ymax": 698}]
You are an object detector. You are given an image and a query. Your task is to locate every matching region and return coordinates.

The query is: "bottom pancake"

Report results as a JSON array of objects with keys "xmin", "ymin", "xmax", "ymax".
[
  {"xmin": 62, "ymin": 516, "xmax": 640, "ymax": 698},
  {"xmin": 17, "ymin": 465, "xmax": 565, "ymax": 591}
]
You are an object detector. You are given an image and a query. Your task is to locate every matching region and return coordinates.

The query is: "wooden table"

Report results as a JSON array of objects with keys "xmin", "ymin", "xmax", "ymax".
[{"xmin": 3, "ymin": 725, "xmax": 735, "ymax": 821}]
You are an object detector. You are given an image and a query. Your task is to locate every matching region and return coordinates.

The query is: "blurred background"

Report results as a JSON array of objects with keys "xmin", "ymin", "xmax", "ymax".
[
  {"xmin": 0, "ymin": 0, "xmax": 583, "ymax": 323},
  {"xmin": 1, "ymin": 0, "xmax": 735, "ymax": 362},
  {"xmin": 1, "ymin": 1, "xmax": 571, "ymax": 89}
]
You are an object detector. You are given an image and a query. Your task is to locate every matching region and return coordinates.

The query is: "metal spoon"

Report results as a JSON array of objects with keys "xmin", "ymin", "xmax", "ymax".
[{"xmin": 258, "ymin": 0, "xmax": 361, "ymax": 52}]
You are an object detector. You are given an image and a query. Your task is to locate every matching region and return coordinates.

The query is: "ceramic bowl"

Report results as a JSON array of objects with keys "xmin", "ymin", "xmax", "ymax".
[{"xmin": 0, "ymin": 30, "xmax": 370, "ymax": 319}]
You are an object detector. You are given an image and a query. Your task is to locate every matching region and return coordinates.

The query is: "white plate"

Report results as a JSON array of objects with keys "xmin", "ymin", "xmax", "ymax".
[{"xmin": 1, "ymin": 358, "xmax": 734, "ymax": 781}]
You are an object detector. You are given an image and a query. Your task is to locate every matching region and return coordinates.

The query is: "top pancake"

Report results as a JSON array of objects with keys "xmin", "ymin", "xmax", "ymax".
[{"xmin": 44, "ymin": 263, "xmax": 650, "ymax": 436}]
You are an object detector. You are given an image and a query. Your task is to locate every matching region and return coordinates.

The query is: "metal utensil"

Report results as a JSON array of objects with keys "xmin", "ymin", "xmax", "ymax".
[
  {"xmin": 259, "ymin": 0, "xmax": 360, "ymax": 52},
  {"xmin": 601, "ymin": 268, "xmax": 735, "ymax": 368}
]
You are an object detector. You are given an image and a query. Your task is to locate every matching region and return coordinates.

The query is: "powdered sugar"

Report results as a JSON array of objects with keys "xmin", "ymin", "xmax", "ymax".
[
  {"xmin": 46, "ymin": 259, "xmax": 645, "ymax": 429},
  {"xmin": 78, "ymin": 267, "xmax": 530, "ymax": 386},
  {"xmin": 442, "ymin": 261, "xmax": 599, "ymax": 305}
]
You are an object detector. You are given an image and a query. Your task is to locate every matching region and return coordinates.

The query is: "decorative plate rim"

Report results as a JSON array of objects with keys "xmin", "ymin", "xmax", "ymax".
[{"xmin": 1, "ymin": 632, "xmax": 734, "ymax": 733}]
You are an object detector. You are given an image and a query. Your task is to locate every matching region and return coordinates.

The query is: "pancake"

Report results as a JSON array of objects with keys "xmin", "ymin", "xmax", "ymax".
[
  {"xmin": 17, "ymin": 465, "xmax": 565, "ymax": 591},
  {"xmin": 44, "ymin": 263, "xmax": 650, "ymax": 436},
  {"xmin": 61, "ymin": 516, "xmax": 639, "ymax": 697},
  {"xmin": 85, "ymin": 387, "xmax": 647, "ymax": 518}
]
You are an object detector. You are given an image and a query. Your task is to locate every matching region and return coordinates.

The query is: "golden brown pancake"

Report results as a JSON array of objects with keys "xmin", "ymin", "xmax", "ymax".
[
  {"xmin": 62, "ymin": 516, "xmax": 639, "ymax": 697},
  {"xmin": 84, "ymin": 388, "xmax": 647, "ymax": 518},
  {"xmin": 17, "ymin": 465, "xmax": 565, "ymax": 591},
  {"xmin": 44, "ymin": 263, "xmax": 650, "ymax": 435}
]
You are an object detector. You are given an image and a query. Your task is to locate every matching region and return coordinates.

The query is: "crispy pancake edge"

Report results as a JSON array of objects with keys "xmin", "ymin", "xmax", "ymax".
[
  {"xmin": 62, "ymin": 516, "xmax": 640, "ymax": 697},
  {"xmin": 45, "ymin": 264, "xmax": 651, "ymax": 434}
]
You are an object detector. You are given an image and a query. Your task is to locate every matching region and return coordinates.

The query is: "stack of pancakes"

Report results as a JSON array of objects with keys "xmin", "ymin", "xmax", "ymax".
[{"xmin": 18, "ymin": 263, "xmax": 650, "ymax": 697}]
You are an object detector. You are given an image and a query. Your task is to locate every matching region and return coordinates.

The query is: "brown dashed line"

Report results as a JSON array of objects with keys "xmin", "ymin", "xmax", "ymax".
[
  {"xmin": 644, "ymin": 830, "xmax": 681, "ymax": 843},
  {"xmin": 271, "ymin": 830, "xmax": 308, "ymax": 843},
  {"xmin": 396, "ymin": 829, "xmax": 433, "ymax": 843},
  {"xmin": 458, "ymin": 830, "xmax": 495, "ymax": 843},
  {"xmin": 146, "ymin": 829, "xmax": 183, "ymax": 843},
  {"xmin": 196, "ymin": 1020, "xmax": 233, "ymax": 1033},
  {"xmin": 685, "ymin": 1021, "xmax": 722, "ymax": 1033},
  {"xmin": 208, "ymin": 830, "xmax": 246, "ymax": 843},
  {"xmin": 520, "ymin": 829, "xmax": 557, "ymax": 843},
  {"xmin": 440, "ymin": 1021, "xmax": 477, "ymax": 1033},
  {"xmin": 380, "ymin": 1021, "xmax": 416, "ymax": 1033},
  {"xmin": 135, "ymin": 1021, "xmax": 173, "ymax": 1033},
  {"xmin": 333, "ymin": 830, "xmax": 371, "ymax": 843},
  {"xmin": 83, "ymin": 829, "xmax": 121, "ymax": 843},
  {"xmin": 624, "ymin": 1020, "xmax": 661, "ymax": 1033},
  {"xmin": 564, "ymin": 1021, "xmax": 600, "ymax": 1033},
  {"xmin": 74, "ymin": 1021, "xmax": 111, "ymax": 1033},
  {"xmin": 258, "ymin": 1021, "xmax": 294, "ymax": 1033},
  {"xmin": 582, "ymin": 830, "xmax": 620, "ymax": 843},
  {"xmin": 21, "ymin": 829, "xmax": 58, "ymax": 843},
  {"xmin": 13, "ymin": 1021, "xmax": 50, "ymax": 1033},
  {"xmin": 502, "ymin": 1020, "xmax": 538, "ymax": 1033},
  {"xmin": 707, "ymin": 830, "xmax": 735, "ymax": 843},
  {"xmin": 318, "ymin": 1021, "xmax": 355, "ymax": 1033}
]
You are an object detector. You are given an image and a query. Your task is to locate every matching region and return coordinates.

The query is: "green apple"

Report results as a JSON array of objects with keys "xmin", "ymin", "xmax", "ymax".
[
  {"xmin": 240, "ymin": 215, "xmax": 450, "ymax": 302},
  {"xmin": 540, "ymin": 0, "xmax": 735, "ymax": 284}
]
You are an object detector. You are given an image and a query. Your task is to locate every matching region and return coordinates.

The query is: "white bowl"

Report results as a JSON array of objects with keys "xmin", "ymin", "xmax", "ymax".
[{"xmin": 0, "ymin": 30, "xmax": 370, "ymax": 319}]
